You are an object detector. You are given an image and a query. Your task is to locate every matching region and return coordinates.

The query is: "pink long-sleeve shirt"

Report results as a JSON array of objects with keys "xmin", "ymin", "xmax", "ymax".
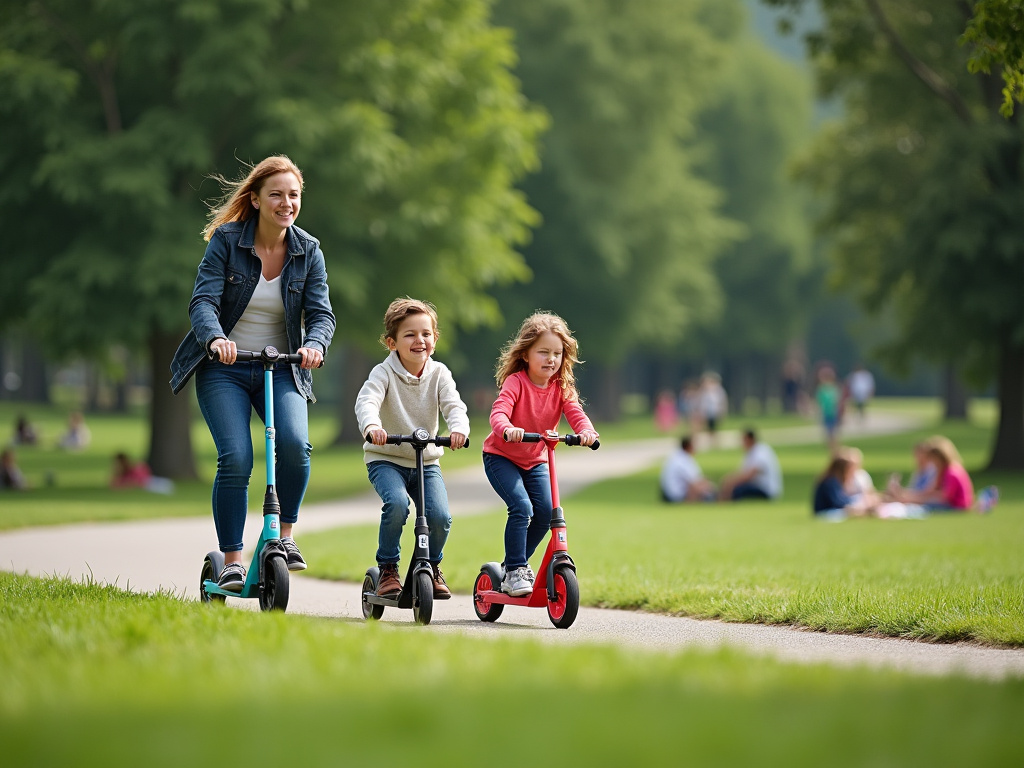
[{"xmin": 482, "ymin": 371, "xmax": 596, "ymax": 470}]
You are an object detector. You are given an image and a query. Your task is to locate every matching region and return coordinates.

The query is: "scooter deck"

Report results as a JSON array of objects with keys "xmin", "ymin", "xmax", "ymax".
[
  {"xmin": 363, "ymin": 591, "xmax": 403, "ymax": 608},
  {"xmin": 203, "ymin": 579, "xmax": 258, "ymax": 599},
  {"xmin": 474, "ymin": 588, "xmax": 549, "ymax": 608}
]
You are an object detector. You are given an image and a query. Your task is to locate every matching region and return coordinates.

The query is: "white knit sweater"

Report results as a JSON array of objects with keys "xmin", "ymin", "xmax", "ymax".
[{"xmin": 355, "ymin": 352, "xmax": 470, "ymax": 468}]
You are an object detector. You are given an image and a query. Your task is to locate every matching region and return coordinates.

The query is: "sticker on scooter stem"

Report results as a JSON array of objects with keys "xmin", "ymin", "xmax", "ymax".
[
  {"xmin": 418, "ymin": 534, "xmax": 428, "ymax": 550},
  {"xmin": 271, "ymin": 520, "xmax": 278, "ymax": 530},
  {"xmin": 558, "ymin": 532, "xmax": 566, "ymax": 542}
]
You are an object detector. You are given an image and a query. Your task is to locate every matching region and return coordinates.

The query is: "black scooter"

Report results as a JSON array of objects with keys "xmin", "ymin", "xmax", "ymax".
[{"xmin": 360, "ymin": 428, "xmax": 468, "ymax": 626}]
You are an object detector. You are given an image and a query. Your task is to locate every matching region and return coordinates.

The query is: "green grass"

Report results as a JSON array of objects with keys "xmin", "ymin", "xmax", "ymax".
[
  {"xmin": 301, "ymin": 417, "xmax": 1024, "ymax": 646},
  {"xmin": 1, "ymin": 572, "xmax": 1021, "ymax": 767}
]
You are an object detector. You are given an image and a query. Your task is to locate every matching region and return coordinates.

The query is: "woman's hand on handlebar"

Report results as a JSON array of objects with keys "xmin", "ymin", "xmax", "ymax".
[
  {"xmin": 577, "ymin": 429, "xmax": 600, "ymax": 447},
  {"xmin": 448, "ymin": 431, "xmax": 467, "ymax": 450},
  {"xmin": 297, "ymin": 346, "xmax": 323, "ymax": 370},
  {"xmin": 210, "ymin": 338, "xmax": 237, "ymax": 365},
  {"xmin": 503, "ymin": 427, "xmax": 525, "ymax": 443},
  {"xmin": 366, "ymin": 428, "xmax": 388, "ymax": 446}
]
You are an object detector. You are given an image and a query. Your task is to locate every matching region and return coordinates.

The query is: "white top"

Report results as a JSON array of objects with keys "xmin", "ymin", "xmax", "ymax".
[
  {"xmin": 355, "ymin": 352, "xmax": 470, "ymax": 468},
  {"xmin": 228, "ymin": 274, "xmax": 289, "ymax": 354},
  {"xmin": 700, "ymin": 384, "xmax": 727, "ymax": 418},
  {"xmin": 742, "ymin": 442, "xmax": 783, "ymax": 499},
  {"xmin": 848, "ymin": 370, "xmax": 875, "ymax": 402},
  {"xmin": 660, "ymin": 450, "xmax": 703, "ymax": 502}
]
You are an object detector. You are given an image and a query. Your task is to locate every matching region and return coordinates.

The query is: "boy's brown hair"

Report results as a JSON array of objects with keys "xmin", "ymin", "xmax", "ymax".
[{"xmin": 380, "ymin": 297, "xmax": 440, "ymax": 348}]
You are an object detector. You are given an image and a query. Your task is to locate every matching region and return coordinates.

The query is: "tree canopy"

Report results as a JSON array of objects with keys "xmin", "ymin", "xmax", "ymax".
[
  {"xmin": 961, "ymin": 0, "xmax": 1024, "ymax": 117},
  {"xmin": 0, "ymin": 0, "xmax": 544, "ymax": 473}
]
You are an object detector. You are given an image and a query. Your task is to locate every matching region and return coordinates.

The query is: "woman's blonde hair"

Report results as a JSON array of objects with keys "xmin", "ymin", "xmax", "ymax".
[
  {"xmin": 380, "ymin": 297, "xmax": 440, "ymax": 348},
  {"xmin": 203, "ymin": 156, "xmax": 304, "ymax": 241},
  {"xmin": 495, "ymin": 312, "xmax": 582, "ymax": 401},
  {"xmin": 926, "ymin": 435, "xmax": 962, "ymax": 467}
]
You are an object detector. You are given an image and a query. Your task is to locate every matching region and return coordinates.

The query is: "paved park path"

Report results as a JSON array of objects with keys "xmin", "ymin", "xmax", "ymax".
[{"xmin": 3, "ymin": 413, "xmax": 1024, "ymax": 681}]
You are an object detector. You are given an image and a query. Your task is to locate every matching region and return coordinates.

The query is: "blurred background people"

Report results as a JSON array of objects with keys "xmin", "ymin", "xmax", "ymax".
[
  {"xmin": 888, "ymin": 436, "xmax": 972, "ymax": 512},
  {"xmin": 58, "ymin": 412, "xmax": 91, "ymax": 451},
  {"xmin": 847, "ymin": 364, "xmax": 875, "ymax": 421},
  {"xmin": 13, "ymin": 415, "xmax": 38, "ymax": 446},
  {"xmin": 781, "ymin": 358, "xmax": 804, "ymax": 414},
  {"xmin": 719, "ymin": 429, "xmax": 782, "ymax": 501},
  {"xmin": 660, "ymin": 436, "xmax": 717, "ymax": 503},
  {"xmin": 110, "ymin": 452, "xmax": 152, "ymax": 490},
  {"xmin": 654, "ymin": 389, "xmax": 679, "ymax": 432},
  {"xmin": 698, "ymin": 372, "xmax": 728, "ymax": 444},
  {"xmin": 815, "ymin": 365, "xmax": 841, "ymax": 454},
  {"xmin": 1, "ymin": 449, "xmax": 27, "ymax": 490}
]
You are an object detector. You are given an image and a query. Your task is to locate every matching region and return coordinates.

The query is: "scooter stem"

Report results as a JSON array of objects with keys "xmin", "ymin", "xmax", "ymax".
[
  {"xmin": 547, "ymin": 439, "xmax": 560, "ymax": 509},
  {"xmin": 264, "ymin": 366, "xmax": 276, "ymax": 488}
]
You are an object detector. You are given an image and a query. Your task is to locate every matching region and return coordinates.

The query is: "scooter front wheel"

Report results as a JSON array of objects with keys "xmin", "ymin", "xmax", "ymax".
[
  {"xmin": 259, "ymin": 556, "xmax": 290, "ymax": 612},
  {"xmin": 200, "ymin": 551, "xmax": 226, "ymax": 604},
  {"xmin": 472, "ymin": 570, "xmax": 504, "ymax": 622},
  {"xmin": 412, "ymin": 570, "xmax": 433, "ymax": 626},
  {"xmin": 547, "ymin": 565, "xmax": 579, "ymax": 629}
]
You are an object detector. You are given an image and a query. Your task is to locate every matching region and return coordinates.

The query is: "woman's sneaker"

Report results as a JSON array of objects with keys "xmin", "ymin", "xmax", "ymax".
[
  {"xmin": 217, "ymin": 562, "xmax": 246, "ymax": 593},
  {"xmin": 501, "ymin": 566, "xmax": 533, "ymax": 597},
  {"xmin": 281, "ymin": 537, "xmax": 307, "ymax": 571}
]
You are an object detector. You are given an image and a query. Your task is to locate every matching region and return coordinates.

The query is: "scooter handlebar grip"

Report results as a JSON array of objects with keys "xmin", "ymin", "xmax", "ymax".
[
  {"xmin": 385, "ymin": 435, "xmax": 405, "ymax": 445},
  {"xmin": 519, "ymin": 433, "xmax": 543, "ymax": 443},
  {"xmin": 590, "ymin": 439, "xmax": 600, "ymax": 450}
]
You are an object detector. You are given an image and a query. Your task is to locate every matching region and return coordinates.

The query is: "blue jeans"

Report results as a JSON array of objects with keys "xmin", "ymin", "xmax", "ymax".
[
  {"xmin": 483, "ymin": 453, "xmax": 552, "ymax": 569},
  {"xmin": 195, "ymin": 361, "xmax": 311, "ymax": 552},
  {"xmin": 367, "ymin": 461, "xmax": 451, "ymax": 565},
  {"xmin": 731, "ymin": 482, "xmax": 770, "ymax": 501}
]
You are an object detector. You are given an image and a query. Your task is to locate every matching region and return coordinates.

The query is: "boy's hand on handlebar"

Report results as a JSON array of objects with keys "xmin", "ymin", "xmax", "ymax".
[
  {"xmin": 577, "ymin": 429, "xmax": 600, "ymax": 447},
  {"xmin": 366, "ymin": 428, "xmax": 388, "ymax": 446},
  {"xmin": 297, "ymin": 346, "xmax": 323, "ymax": 369},
  {"xmin": 449, "ymin": 432, "xmax": 467, "ymax": 450},
  {"xmin": 210, "ymin": 338, "xmax": 237, "ymax": 364},
  {"xmin": 503, "ymin": 427, "xmax": 525, "ymax": 443}
]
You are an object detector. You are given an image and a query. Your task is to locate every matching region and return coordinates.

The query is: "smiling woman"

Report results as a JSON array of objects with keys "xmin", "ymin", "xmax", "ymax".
[{"xmin": 168, "ymin": 156, "xmax": 336, "ymax": 591}]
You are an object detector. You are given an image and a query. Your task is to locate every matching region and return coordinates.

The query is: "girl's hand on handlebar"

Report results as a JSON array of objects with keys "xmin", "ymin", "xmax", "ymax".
[
  {"xmin": 448, "ymin": 432, "xmax": 467, "ymax": 450},
  {"xmin": 297, "ymin": 346, "xmax": 323, "ymax": 369},
  {"xmin": 366, "ymin": 428, "xmax": 388, "ymax": 446},
  {"xmin": 577, "ymin": 429, "xmax": 600, "ymax": 447},
  {"xmin": 210, "ymin": 338, "xmax": 237, "ymax": 365},
  {"xmin": 503, "ymin": 427, "xmax": 525, "ymax": 443}
]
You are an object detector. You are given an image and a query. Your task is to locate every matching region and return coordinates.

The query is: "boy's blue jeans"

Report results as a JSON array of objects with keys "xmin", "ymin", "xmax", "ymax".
[
  {"xmin": 483, "ymin": 453, "xmax": 552, "ymax": 569},
  {"xmin": 195, "ymin": 361, "xmax": 311, "ymax": 553},
  {"xmin": 368, "ymin": 460, "xmax": 451, "ymax": 565}
]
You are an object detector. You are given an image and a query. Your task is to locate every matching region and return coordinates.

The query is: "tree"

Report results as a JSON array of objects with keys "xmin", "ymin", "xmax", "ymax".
[
  {"xmin": 962, "ymin": 0, "xmax": 1024, "ymax": 117},
  {"xmin": 0, "ymin": 0, "xmax": 544, "ymax": 466},
  {"xmin": 766, "ymin": 0, "xmax": 1024, "ymax": 468},
  {"xmin": 484, "ymin": 0, "xmax": 740, "ymax": 418}
]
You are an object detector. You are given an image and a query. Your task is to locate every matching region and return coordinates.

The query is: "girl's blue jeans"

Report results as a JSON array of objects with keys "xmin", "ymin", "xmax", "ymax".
[
  {"xmin": 367, "ymin": 460, "xmax": 451, "ymax": 565},
  {"xmin": 195, "ymin": 360, "xmax": 311, "ymax": 552},
  {"xmin": 483, "ymin": 452, "xmax": 552, "ymax": 569}
]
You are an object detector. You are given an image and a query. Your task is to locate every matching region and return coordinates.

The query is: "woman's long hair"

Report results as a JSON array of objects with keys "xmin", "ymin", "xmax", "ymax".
[
  {"xmin": 203, "ymin": 156, "xmax": 304, "ymax": 241},
  {"xmin": 495, "ymin": 312, "xmax": 582, "ymax": 402}
]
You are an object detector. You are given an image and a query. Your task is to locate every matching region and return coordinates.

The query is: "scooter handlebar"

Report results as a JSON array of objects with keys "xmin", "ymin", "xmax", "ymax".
[
  {"xmin": 516, "ymin": 432, "xmax": 600, "ymax": 450},
  {"xmin": 384, "ymin": 433, "xmax": 470, "ymax": 449},
  {"xmin": 210, "ymin": 346, "xmax": 322, "ymax": 367}
]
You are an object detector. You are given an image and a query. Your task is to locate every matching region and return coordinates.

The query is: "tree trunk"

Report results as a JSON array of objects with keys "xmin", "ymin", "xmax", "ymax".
[
  {"xmin": 147, "ymin": 329, "xmax": 198, "ymax": 480},
  {"xmin": 943, "ymin": 362, "xmax": 968, "ymax": 421},
  {"xmin": 585, "ymin": 362, "xmax": 623, "ymax": 422},
  {"xmin": 20, "ymin": 344, "xmax": 51, "ymax": 403},
  {"xmin": 986, "ymin": 338, "xmax": 1024, "ymax": 470},
  {"xmin": 332, "ymin": 344, "xmax": 375, "ymax": 445}
]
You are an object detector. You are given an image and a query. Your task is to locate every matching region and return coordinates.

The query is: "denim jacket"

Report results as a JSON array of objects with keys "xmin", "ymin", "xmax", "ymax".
[{"xmin": 169, "ymin": 217, "xmax": 336, "ymax": 401}]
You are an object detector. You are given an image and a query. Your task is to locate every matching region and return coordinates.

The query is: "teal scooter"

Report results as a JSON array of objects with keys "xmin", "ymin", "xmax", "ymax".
[{"xmin": 199, "ymin": 345, "xmax": 315, "ymax": 612}]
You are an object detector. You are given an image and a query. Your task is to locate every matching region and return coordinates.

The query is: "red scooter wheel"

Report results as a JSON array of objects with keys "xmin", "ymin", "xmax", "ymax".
[
  {"xmin": 473, "ymin": 571, "xmax": 504, "ymax": 622},
  {"xmin": 547, "ymin": 566, "xmax": 579, "ymax": 629}
]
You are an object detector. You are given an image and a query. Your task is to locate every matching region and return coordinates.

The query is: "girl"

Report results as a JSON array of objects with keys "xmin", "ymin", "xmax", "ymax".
[
  {"xmin": 355, "ymin": 298, "xmax": 469, "ymax": 599},
  {"xmin": 170, "ymin": 156, "xmax": 335, "ymax": 592},
  {"xmin": 890, "ymin": 436, "xmax": 974, "ymax": 512},
  {"xmin": 482, "ymin": 313, "xmax": 599, "ymax": 597}
]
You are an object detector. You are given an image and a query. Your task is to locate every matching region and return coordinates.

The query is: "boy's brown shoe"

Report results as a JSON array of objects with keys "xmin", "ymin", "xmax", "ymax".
[
  {"xmin": 376, "ymin": 563, "xmax": 402, "ymax": 597},
  {"xmin": 432, "ymin": 563, "xmax": 452, "ymax": 599}
]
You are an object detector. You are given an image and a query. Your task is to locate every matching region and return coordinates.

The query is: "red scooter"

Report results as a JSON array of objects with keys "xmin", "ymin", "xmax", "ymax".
[{"xmin": 472, "ymin": 431, "xmax": 599, "ymax": 629}]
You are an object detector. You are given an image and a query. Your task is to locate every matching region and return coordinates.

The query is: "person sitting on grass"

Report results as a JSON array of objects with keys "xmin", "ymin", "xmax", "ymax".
[
  {"xmin": 13, "ymin": 415, "xmax": 38, "ymax": 446},
  {"xmin": 58, "ymin": 411, "xmax": 90, "ymax": 451},
  {"xmin": 1, "ymin": 449, "xmax": 27, "ymax": 490},
  {"xmin": 813, "ymin": 452, "xmax": 879, "ymax": 520},
  {"xmin": 110, "ymin": 453, "xmax": 152, "ymax": 489},
  {"xmin": 660, "ymin": 436, "xmax": 717, "ymax": 503},
  {"xmin": 718, "ymin": 429, "xmax": 782, "ymax": 501},
  {"xmin": 888, "ymin": 437, "xmax": 973, "ymax": 512}
]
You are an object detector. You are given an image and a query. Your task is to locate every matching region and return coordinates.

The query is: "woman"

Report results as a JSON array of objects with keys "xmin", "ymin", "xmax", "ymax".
[
  {"xmin": 890, "ymin": 436, "xmax": 973, "ymax": 512},
  {"xmin": 170, "ymin": 156, "xmax": 336, "ymax": 592}
]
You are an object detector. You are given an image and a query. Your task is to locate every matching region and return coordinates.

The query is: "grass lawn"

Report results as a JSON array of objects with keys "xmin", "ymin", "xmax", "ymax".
[
  {"xmin": 301, "ymin": 416, "xmax": 1024, "ymax": 646},
  {"xmin": 1, "ymin": 572, "xmax": 1021, "ymax": 767}
]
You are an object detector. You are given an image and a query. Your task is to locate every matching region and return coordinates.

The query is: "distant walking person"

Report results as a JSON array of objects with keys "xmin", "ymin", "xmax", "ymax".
[
  {"xmin": 698, "ymin": 372, "xmax": 728, "ymax": 443},
  {"xmin": 719, "ymin": 429, "xmax": 782, "ymax": 501},
  {"xmin": 169, "ymin": 156, "xmax": 336, "ymax": 594},
  {"xmin": 847, "ymin": 364, "xmax": 875, "ymax": 420},
  {"xmin": 660, "ymin": 436, "xmax": 717, "ymax": 503},
  {"xmin": 815, "ymin": 366, "xmax": 841, "ymax": 453}
]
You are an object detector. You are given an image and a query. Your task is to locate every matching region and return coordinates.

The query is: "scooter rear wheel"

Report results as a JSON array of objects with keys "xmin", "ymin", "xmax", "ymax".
[
  {"xmin": 200, "ymin": 552, "xmax": 226, "ymax": 604},
  {"xmin": 361, "ymin": 572, "xmax": 384, "ymax": 620},
  {"xmin": 412, "ymin": 570, "xmax": 433, "ymax": 626},
  {"xmin": 259, "ymin": 556, "xmax": 289, "ymax": 612},
  {"xmin": 547, "ymin": 565, "xmax": 579, "ymax": 629},
  {"xmin": 472, "ymin": 571, "xmax": 504, "ymax": 622}
]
